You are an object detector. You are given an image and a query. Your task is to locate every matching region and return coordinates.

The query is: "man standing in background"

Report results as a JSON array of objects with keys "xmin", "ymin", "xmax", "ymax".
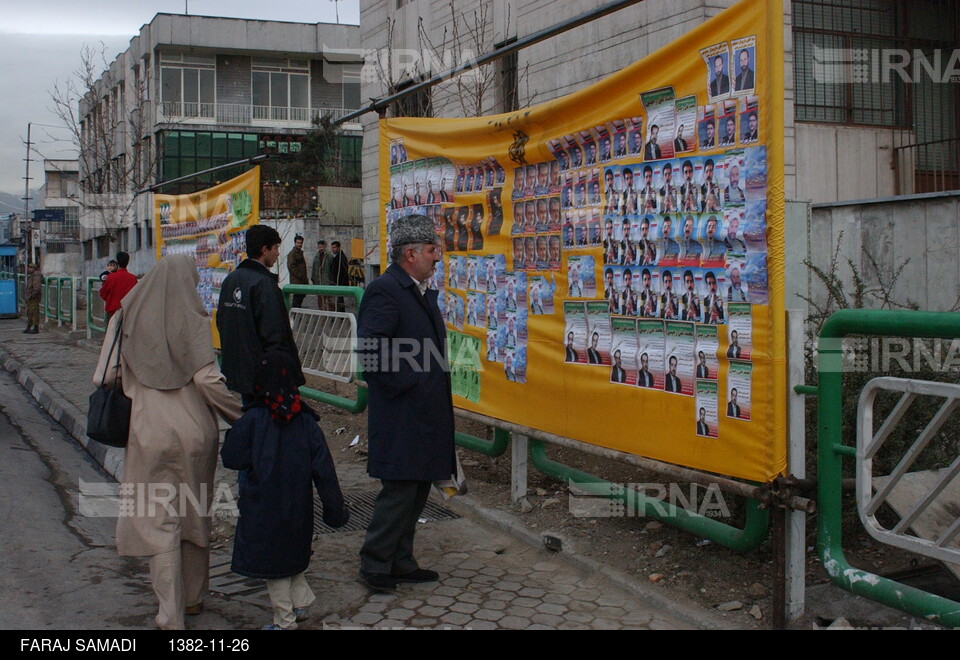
[
  {"xmin": 23, "ymin": 263, "xmax": 43, "ymax": 334},
  {"xmin": 99, "ymin": 251, "xmax": 138, "ymax": 324},
  {"xmin": 326, "ymin": 240, "xmax": 350, "ymax": 312},
  {"xmin": 311, "ymin": 239, "xmax": 330, "ymax": 310},
  {"xmin": 287, "ymin": 234, "xmax": 308, "ymax": 308}
]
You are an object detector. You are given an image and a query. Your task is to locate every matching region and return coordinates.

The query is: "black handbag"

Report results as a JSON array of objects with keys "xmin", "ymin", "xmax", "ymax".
[{"xmin": 87, "ymin": 314, "xmax": 131, "ymax": 448}]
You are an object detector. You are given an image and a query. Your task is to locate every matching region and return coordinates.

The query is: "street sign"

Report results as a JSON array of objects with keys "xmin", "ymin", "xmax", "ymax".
[{"xmin": 32, "ymin": 209, "xmax": 65, "ymax": 222}]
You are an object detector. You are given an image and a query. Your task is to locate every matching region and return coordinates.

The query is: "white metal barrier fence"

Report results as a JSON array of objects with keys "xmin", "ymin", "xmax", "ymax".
[
  {"xmin": 289, "ymin": 308, "xmax": 357, "ymax": 384},
  {"xmin": 857, "ymin": 376, "xmax": 960, "ymax": 566}
]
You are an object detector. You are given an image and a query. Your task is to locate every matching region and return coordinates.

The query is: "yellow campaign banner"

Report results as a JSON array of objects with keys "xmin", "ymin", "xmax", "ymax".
[
  {"xmin": 154, "ymin": 167, "xmax": 260, "ymax": 309},
  {"xmin": 380, "ymin": 0, "xmax": 785, "ymax": 483},
  {"xmin": 154, "ymin": 167, "xmax": 260, "ymax": 347}
]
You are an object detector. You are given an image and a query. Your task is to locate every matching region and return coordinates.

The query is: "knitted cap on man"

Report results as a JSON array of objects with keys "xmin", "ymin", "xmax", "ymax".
[{"xmin": 390, "ymin": 214, "xmax": 436, "ymax": 247}]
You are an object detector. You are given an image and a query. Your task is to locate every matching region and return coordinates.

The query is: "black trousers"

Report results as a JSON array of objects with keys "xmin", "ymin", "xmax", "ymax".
[{"xmin": 359, "ymin": 480, "xmax": 431, "ymax": 576}]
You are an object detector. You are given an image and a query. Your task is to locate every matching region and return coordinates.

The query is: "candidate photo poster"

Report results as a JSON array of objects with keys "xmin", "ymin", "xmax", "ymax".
[
  {"xmin": 639, "ymin": 87, "xmax": 677, "ymax": 161},
  {"xmin": 586, "ymin": 301, "xmax": 613, "ymax": 366},
  {"xmin": 528, "ymin": 275, "xmax": 556, "ymax": 315},
  {"xmin": 673, "ymin": 95, "xmax": 697, "ymax": 155},
  {"xmin": 636, "ymin": 319, "xmax": 664, "ymax": 390},
  {"xmin": 726, "ymin": 360, "xmax": 753, "ymax": 421},
  {"xmin": 702, "ymin": 43, "xmax": 731, "ymax": 102},
  {"xmin": 731, "ymin": 36, "xmax": 757, "ymax": 96},
  {"xmin": 611, "ymin": 317, "xmax": 639, "ymax": 385},
  {"xmin": 566, "ymin": 255, "xmax": 596, "ymax": 298},
  {"xmin": 740, "ymin": 95, "xmax": 760, "ymax": 144},
  {"xmin": 695, "ymin": 380, "xmax": 719, "ymax": 438},
  {"xmin": 664, "ymin": 321, "xmax": 696, "ymax": 396},
  {"xmin": 563, "ymin": 301, "xmax": 589, "ymax": 365},
  {"xmin": 695, "ymin": 324, "xmax": 720, "ymax": 381},
  {"xmin": 726, "ymin": 302, "xmax": 752, "ymax": 361}
]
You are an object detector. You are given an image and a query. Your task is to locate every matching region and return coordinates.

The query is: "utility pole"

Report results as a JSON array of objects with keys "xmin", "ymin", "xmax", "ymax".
[{"xmin": 22, "ymin": 122, "xmax": 33, "ymax": 266}]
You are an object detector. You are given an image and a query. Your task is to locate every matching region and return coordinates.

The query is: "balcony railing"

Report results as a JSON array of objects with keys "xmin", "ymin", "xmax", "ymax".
[
  {"xmin": 158, "ymin": 102, "xmax": 357, "ymax": 127},
  {"xmin": 894, "ymin": 136, "xmax": 960, "ymax": 195}
]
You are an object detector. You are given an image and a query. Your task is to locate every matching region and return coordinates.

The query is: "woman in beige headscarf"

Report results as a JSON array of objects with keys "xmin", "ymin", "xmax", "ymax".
[{"xmin": 93, "ymin": 254, "xmax": 242, "ymax": 630}]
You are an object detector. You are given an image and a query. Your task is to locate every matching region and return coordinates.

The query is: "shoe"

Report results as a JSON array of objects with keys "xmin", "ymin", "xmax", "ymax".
[
  {"xmin": 393, "ymin": 568, "xmax": 439, "ymax": 584},
  {"xmin": 262, "ymin": 622, "xmax": 297, "ymax": 630},
  {"xmin": 22, "ymin": 328, "xmax": 30, "ymax": 333},
  {"xmin": 185, "ymin": 602, "xmax": 203, "ymax": 615},
  {"xmin": 29, "ymin": 327, "xmax": 38, "ymax": 334},
  {"xmin": 359, "ymin": 571, "xmax": 397, "ymax": 593},
  {"xmin": 294, "ymin": 607, "xmax": 310, "ymax": 622}
]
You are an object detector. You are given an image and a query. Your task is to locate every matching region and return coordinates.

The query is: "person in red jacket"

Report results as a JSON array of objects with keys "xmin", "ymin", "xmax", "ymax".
[{"xmin": 99, "ymin": 251, "xmax": 138, "ymax": 322}]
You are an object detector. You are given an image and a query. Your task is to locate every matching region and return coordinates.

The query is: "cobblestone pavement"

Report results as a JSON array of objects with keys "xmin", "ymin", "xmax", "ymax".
[{"xmin": 1, "ymin": 318, "xmax": 704, "ymax": 630}]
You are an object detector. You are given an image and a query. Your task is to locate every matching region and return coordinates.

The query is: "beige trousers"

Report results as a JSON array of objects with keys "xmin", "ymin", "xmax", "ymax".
[
  {"xmin": 148, "ymin": 541, "xmax": 210, "ymax": 630},
  {"xmin": 265, "ymin": 572, "xmax": 315, "ymax": 629}
]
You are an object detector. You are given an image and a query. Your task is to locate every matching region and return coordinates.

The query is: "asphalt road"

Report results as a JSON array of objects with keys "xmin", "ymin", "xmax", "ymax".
[{"xmin": 0, "ymin": 368, "xmax": 266, "ymax": 631}]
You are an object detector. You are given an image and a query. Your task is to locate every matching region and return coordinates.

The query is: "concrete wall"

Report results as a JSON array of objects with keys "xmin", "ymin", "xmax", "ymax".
[
  {"xmin": 794, "ymin": 124, "xmax": 915, "ymax": 204},
  {"xmin": 41, "ymin": 252, "xmax": 83, "ymax": 278},
  {"xmin": 793, "ymin": 192, "xmax": 960, "ymax": 316}
]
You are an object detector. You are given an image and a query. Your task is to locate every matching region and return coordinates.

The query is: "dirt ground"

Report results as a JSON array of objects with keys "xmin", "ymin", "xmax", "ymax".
[{"xmin": 302, "ymin": 377, "xmax": 944, "ymax": 630}]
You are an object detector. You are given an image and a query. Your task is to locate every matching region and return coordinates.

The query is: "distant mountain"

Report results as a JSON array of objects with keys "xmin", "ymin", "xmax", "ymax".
[{"xmin": 0, "ymin": 190, "xmax": 44, "ymax": 216}]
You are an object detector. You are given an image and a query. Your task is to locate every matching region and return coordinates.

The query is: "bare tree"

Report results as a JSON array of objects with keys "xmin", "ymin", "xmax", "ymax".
[
  {"xmin": 48, "ymin": 43, "xmax": 162, "ymax": 239},
  {"xmin": 417, "ymin": 2, "xmax": 536, "ymax": 117}
]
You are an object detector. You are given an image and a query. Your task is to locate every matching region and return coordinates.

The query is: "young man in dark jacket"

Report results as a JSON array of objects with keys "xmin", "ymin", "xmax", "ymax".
[{"xmin": 216, "ymin": 225, "xmax": 304, "ymax": 403}]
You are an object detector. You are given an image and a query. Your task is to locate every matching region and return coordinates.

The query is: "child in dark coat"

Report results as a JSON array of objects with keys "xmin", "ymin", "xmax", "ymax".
[{"xmin": 222, "ymin": 351, "xmax": 349, "ymax": 630}]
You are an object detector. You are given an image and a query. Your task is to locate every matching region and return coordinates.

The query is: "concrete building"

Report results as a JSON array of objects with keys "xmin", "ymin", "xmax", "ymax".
[
  {"xmin": 39, "ymin": 160, "xmax": 82, "ymax": 276},
  {"xmin": 78, "ymin": 13, "xmax": 364, "ymax": 282},
  {"xmin": 358, "ymin": 0, "xmax": 959, "ymax": 310}
]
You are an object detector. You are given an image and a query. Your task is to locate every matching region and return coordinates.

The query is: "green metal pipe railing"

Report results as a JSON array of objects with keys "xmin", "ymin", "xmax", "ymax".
[
  {"xmin": 456, "ymin": 428, "xmax": 510, "ymax": 457},
  {"xmin": 529, "ymin": 439, "xmax": 769, "ymax": 551},
  {"xmin": 818, "ymin": 309, "xmax": 960, "ymax": 628},
  {"xmin": 43, "ymin": 277, "xmax": 59, "ymax": 322},
  {"xmin": 16, "ymin": 274, "xmax": 25, "ymax": 312},
  {"xmin": 57, "ymin": 277, "xmax": 74, "ymax": 325},
  {"xmin": 282, "ymin": 283, "xmax": 368, "ymax": 413},
  {"xmin": 87, "ymin": 278, "xmax": 107, "ymax": 335}
]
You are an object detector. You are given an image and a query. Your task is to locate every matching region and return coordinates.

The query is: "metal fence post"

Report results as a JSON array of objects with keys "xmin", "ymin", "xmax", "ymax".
[
  {"xmin": 511, "ymin": 434, "xmax": 528, "ymax": 504},
  {"xmin": 71, "ymin": 277, "xmax": 78, "ymax": 333},
  {"xmin": 786, "ymin": 309, "xmax": 807, "ymax": 622}
]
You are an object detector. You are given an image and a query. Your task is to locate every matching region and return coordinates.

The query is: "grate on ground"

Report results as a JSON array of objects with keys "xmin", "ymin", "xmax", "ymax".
[{"xmin": 313, "ymin": 490, "xmax": 460, "ymax": 534}]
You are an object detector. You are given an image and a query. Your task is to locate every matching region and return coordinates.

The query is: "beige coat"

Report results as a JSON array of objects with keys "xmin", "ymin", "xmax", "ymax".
[{"xmin": 94, "ymin": 313, "xmax": 242, "ymax": 556}]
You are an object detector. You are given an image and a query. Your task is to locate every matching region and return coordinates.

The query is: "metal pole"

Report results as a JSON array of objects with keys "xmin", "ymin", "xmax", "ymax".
[
  {"xmin": 771, "ymin": 506, "xmax": 786, "ymax": 630},
  {"xmin": 336, "ymin": 0, "xmax": 647, "ymax": 125},
  {"xmin": 23, "ymin": 123, "xmax": 33, "ymax": 265},
  {"xmin": 454, "ymin": 408, "xmax": 813, "ymax": 512},
  {"xmin": 511, "ymin": 434, "xmax": 528, "ymax": 504},
  {"xmin": 72, "ymin": 277, "xmax": 78, "ymax": 333},
  {"xmin": 786, "ymin": 309, "xmax": 807, "ymax": 623}
]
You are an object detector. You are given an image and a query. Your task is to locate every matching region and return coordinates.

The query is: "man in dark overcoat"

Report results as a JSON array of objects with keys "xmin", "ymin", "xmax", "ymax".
[{"xmin": 356, "ymin": 214, "xmax": 455, "ymax": 592}]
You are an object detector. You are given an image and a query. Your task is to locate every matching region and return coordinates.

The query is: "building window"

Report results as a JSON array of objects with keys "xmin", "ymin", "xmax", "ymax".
[
  {"xmin": 160, "ymin": 131, "xmax": 259, "ymax": 193},
  {"xmin": 160, "ymin": 53, "xmax": 216, "ymax": 118},
  {"xmin": 392, "ymin": 77, "xmax": 432, "ymax": 118},
  {"xmin": 343, "ymin": 64, "xmax": 362, "ymax": 109},
  {"xmin": 96, "ymin": 235, "xmax": 111, "ymax": 259},
  {"xmin": 252, "ymin": 59, "xmax": 311, "ymax": 121},
  {"xmin": 793, "ymin": 0, "xmax": 905, "ymax": 126},
  {"xmin": 793, "ymin": 0, "xmax": 958, "ymax": 134}
]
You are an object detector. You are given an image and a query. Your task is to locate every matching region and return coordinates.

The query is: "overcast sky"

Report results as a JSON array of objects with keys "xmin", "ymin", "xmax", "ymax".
[{"xmin": 0, "ymin": 0, "xmax": 360, "ymax": 205}]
